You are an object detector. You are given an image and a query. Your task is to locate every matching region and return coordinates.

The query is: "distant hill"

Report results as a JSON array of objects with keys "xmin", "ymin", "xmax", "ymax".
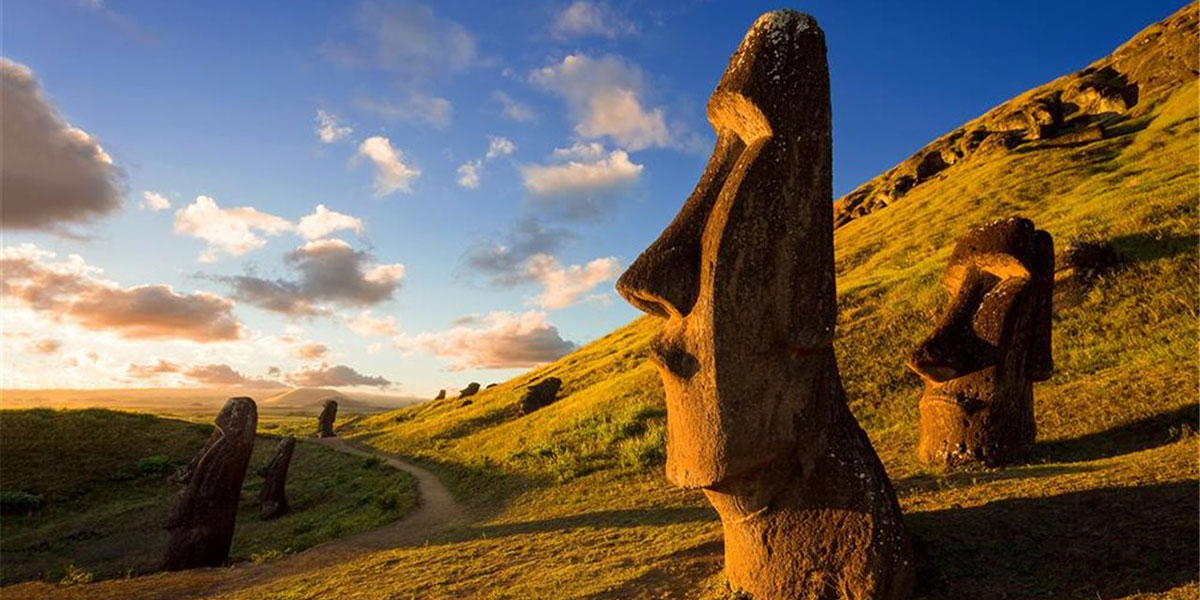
[
  {"xmin": 0, "ymin": 387, "xmax": 421, "ymax": 416},
  {"xmin": 260, "ymin": 387, "xmax": 419, "ymax": 413}
]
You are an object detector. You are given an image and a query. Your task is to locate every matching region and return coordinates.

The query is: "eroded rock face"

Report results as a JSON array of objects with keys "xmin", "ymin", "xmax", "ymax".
[
  {"xmin": 458, "ymin": 382, "xmax": 480, "ymax": 399},
  {"xmin": 258, "ymin": 435, "xmax": 295, "ymax": 520},
  {"xmin": 163, "ymin": 397, "xmax": 258, "ymax": 571},
  {"xmin": 908, "ymin": 218, "xmax": 1054, "ymax": 467},
  {"xmin": 516, "ymin": 377, "xmax": 562, "ymax": 416},
  {"xmin": 616, "ymin": 11, "xmax": 914, "ymax": 599},
  {"xmin": 317, "ymin": 399, "xmax": 338, "ymax": 438}
]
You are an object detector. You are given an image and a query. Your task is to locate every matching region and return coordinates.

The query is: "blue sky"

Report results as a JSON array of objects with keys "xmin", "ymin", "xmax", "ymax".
[{"xmin": 1, "ymin": 0, "xmax": 1183, "ymax": 394}]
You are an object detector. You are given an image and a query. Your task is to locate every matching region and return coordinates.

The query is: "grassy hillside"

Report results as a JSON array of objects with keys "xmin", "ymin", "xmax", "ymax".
[
  {"xmin": 0, "ymin": 409, "xmax": 418, "ymax": 584},
  {"xmin": 5, "ymin": 4, "xmax": 1195, "ymax": 599}
]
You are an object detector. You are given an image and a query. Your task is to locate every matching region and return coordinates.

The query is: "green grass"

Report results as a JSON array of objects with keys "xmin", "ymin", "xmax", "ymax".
[{"xmin": 0, "ymin": 408, "xmax": 418, "ymax": 584}]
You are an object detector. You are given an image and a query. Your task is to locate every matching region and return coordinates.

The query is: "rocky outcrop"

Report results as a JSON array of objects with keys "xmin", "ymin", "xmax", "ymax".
[
  {"xmin": 163, "ymin": 397, "xmax": 258, "ymax": 571},
  {"xmin": 833, "ymin": 3, "xmax": 1198, "ymax": 229},
  {"xmin": 258, "ymin": 435, "xmax": 295, "ymax": 520},
  {"xmin": 617, "ymin": 11, "xmax": 914, "ymax": 599},
  {"xmin": 317, "ymin": 399, "xmax": 337, "ymax": 438},
  {"xmin": 458, "ymin": 383, "xmax": 480, "ymax": 399},
  {"xmin": 515, "ymin": 378, "xmax": 562, "ymax": 416}
]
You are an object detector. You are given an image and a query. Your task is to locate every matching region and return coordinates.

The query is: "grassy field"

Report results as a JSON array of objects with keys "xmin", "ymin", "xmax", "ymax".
[
  {"xmin": 0, "ymin": 408, "xmax": 418, "ymax": 585},
  {"xmin": 3, "ymin": 8, "xmax": 1196, "ymax": 599}
]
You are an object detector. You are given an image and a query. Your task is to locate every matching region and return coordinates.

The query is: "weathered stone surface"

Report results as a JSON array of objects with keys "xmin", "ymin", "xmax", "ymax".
[
  {"xmin": 458, "ymin": 382, "xmax": 480, "ymax": 399},
  {"xmin": 516, "ymin": 377, "xmax": 562, "ymax": 416},
  {"xmin": 163, "ymin": 397, "xmax": 258, "ymax": 571},
  {"xmin": 908, "ymin": 217, "xmax": 1054, "ymax": 467},
  {"xmin": 258, "ymin": 435, "xmax": 295, "ymax": 520},
  {"xmin": 317, "ymin": 399, "xmax": 338, "ymax": 438},
  {"xmin": 434, "ymin": 389, "xmax": 446, "ymax": 400},
  {"xmin": 617, "ymin": 11, "xmax": 914, "ymax": 599}
]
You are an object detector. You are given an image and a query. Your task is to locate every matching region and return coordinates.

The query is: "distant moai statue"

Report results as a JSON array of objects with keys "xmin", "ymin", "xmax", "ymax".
[
  {"xmin": 258, "ymin": 435, "xmax": 296, "ymax": 520},
  {"xmin": 162, "ymin": 397, "xmax": 258, "ymax": 571},
  {"xmin": 616, "ymin": 11, "xmax": 914, "ymax": 599},
  {"xmin": 317, "ymin": 399, "xmax": 338, "ymax": 438},
  {"xmin": 908, "ymin": 217, "xmax": 1054, "ymax": 466},
  {"xmin": 458, "ymin": 382, "xmax": 480, "ymax": 399},
  {"xmin": 516, "ymin": 377, "xmax": 562, "ymax": 416},
  {"xmin": 434, "ymin": 389, "xmax": 446, "ymax": 400}
]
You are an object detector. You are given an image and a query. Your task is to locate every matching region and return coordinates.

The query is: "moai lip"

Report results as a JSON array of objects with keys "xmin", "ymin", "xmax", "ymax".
[
  {"xmin": 617, "ymin": 11, "xmax": 915, "ymax": 600},
  {"xmin": 908, "ymin": 217, "xmax": 1054, "ymax": 467},
  {"xmin": 162, "ymin": 396, "xmax": 258, "ymax": 571}
]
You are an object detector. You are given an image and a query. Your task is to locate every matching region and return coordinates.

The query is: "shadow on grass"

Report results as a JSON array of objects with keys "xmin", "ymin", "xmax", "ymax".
[
  {"xmin": 447, "ymin": 506, "xmax": 716, "ymax": 543},
  {"xmin": 582, "ymin": 539, "xmax": 724, "ymax": 600},
  {"xmin": 910, "ymin": 480, "xmax": 1198, "ymax": 599},
  {"xmin": 1033, "ymin": 404, "xmax": 1198, "ymax": 464},
  {"xmin": 1109, "ymin": 231, "xmax": 1198, "ymax": 264}
]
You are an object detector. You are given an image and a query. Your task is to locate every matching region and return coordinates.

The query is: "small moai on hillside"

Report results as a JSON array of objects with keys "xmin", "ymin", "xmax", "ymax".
[
  {"xmin": 615, "ymin": 11, "xmax": 914, "ymax": 599},
  {"xmin": 434, "ymin": 389, "xmax": 446, "ymax": 400},
  {"xmin": 908, "ymin": 217, "xmax": 1054, "ymax": 467},
  {"xmin": 258, "ymin": 435, "xmax": 296, "ymax": 520},
  {"xmin": 458, "ymin": 382, "xmax": 480, "ymax": 399},
  {"xmin": 317, "ymin": 399, "xmax": 338, "ymax": 438},
  {"xmin": 516, "ymin": 377, "xmax": 562, "ymax": 416},
  {"xmin": 162, "ymin": 396, "xmax": 258, "ymax": 571}
]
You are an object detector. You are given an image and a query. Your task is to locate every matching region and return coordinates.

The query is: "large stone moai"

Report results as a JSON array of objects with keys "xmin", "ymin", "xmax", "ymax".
[
  {"xmin": 616, "ymin": 11, "xmax": 913, "ymax": 600},
  {"xmin": 258, "ymin": 435, "xmax": 296, "ymax": 520},
  {"xmin": 907, "ymin": 217, "xmax": 1054, "ymax": 467},
  {"xmin": 162, "ymin": 397, "xmax": 258, "ymax": 571},
  {"xmin": 317, "ymin": 399, "xmax": 338, "ymax": 438}
]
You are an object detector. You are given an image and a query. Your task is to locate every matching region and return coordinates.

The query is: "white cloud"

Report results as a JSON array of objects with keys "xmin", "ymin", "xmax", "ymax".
[
  {"xmin": 551, "ymin": 1, "xmax": 637, "ymax": 39},
  {"xmin": 551, "ymin": 141, "xmax": 606, "ymax": 161},
  {"xmin": 355, "ymin": 136, "xmax": 420, "ymax": 195},
  {"xmin": 486, "ymin": 136, "xmax": 517, "ymax": 159},
  {"xmin": 141, "ymin": 191, "xmax": 171, "ymax": 211},
  {"xmin": 522, "ymin": 145, "xmax": 642, "ymax": 197},
  {"xmin": 346, "ymin": 310, "xmax": 398, "ymax": 336},
  {"xmin": 323, "ymin": 1, "xmax": 478, "ymax": 80},
  {"xmin": 494, "ymin": 91, "xmax": 535, "ymax": 122},
  {"xmin": 524, "ymin": 253, "xmax": 621, "ymax": 309},
  {"xmin": 531, "ymin": 53, "xmax": 669, "ymax": 150},
  {"xmin": 315, "ymin": 109, "xmax": 352, "ymax": 143},
  {"xmin": 358, "ymin": 92, "xmax": 452, "ymax": 128},
  {"xmin": 457, "ymin": 160, "xmax": 481, "ymax": 189},
  {"xmin": 393, "ymin": 310, "xmax": 575, "ymax": 370},
  {"xmin": 296, "ymin": 204, "xmax": 363, "ymax": 240},
  {"xmin": 1, "ymin": 58, "xmax": 122, "ymax": 232},
  {"xmin": 173, "ymin": 195, "xmax": 293, "ymax": 262}
]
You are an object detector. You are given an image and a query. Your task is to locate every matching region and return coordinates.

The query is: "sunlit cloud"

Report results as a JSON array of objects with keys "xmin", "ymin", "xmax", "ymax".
[
  {"xmin": 1, "ymin": 58, "xmax": 123, "ymax": 233},
  {"xmin": 456, "ymin": 136, "xmax": 517, "ymax": 190},
  {"xmin": 493, "ymin": 90, "xmax": 535, "ymax": 122},
  {"xmin": 296, "ymin": 204, "xmax": 363, "ymax": 240},
  {"xmin": 29, "ymin": 338, "xmax": 62, "ymax": 355},
  {"xmin": 315, "ymin": 109, "xmax": 352, "ymax": 143},
  {"xmin": 551, "ymin": 1, "xmax": 637, "ymax": 40},
  {"xmin": 393, "ymin": 310, "xmax": 575, "ymax": 370},
  {"xmin": 2, "ymin": 244, "xmax": 242, "ymax": 342},
  {"xmin": 140, "ymin": 191, "xmax": 171, "ymax": 211},
  {"xmin": 345, "ymin": 310, "xmax": 398, "ymax": 336},
  {"xmin": 463, "ymin": 217, "xmax": 576, "ymax": 286},
  {"xmin": 523, "ymin": 254, "xmax": 620, "ymax": 309},
  {"xmin": 321, "ymin": 0, "xmax": 478, "ymax": 80},
  {"xmin": 355, "ymin": 136, "xmax": 420, "ymax": 195},
  {"xmin": 521, "ymin": 143, "xmax": 641, "ymax": 219},
  {"xmin": 286, "ymin": 363, "xmax": 390, "ymax": 388},
  {"xmin": 486, "ymin": 136, "xmax": 516, "ymax": 159},
  {"xmin": 291, "ymin": 342, "xmax": 329, "ymax": 360},
  {"xmin": 457, "ymin": 160, "xmax": 481, "ymax": 189},
  {"xmin": 358, "ymin": 92, "xmax": 452, "ymax": 128},
  {"xmin": 183, "ymin": 363, "xmax": 287, "ymax": 388},
  {"xmin": 174, "ymin": 195, "xmax": 292, "ymax": 262}
]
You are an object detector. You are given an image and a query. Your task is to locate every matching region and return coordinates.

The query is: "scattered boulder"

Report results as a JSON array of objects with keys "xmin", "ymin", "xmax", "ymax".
[
  {"xmin": 908, "ymin": 218, "xmax": 1054, "ymax": 467},
  {"xmin": 616, "ymin": 12, "xmax": 914, "ymax": 599},
  {"xmin": 458, "ymin": 382, "xmax": 480, "ymax": 399},
  {"xmin": 434, "ymin": 389, "xmax": 446, "ymax": 400},
  {"xmin": 257, "ymin": 436, "xmax": 295, "ymax": 520},
  {"xmin": 162, "ymin": 397, "xmax": 258, "ymax": 571},
  {"xmin": 485, "ymin": 383, "xmax": 498, "ymax": 389},
  {"xmin": 516, "ymin": 378, "xmax": 563, "ymax": 416},
  {"xmin": 317, "ymin": 399, "xmax": 337, "ymax": 438},
  {"xmin": 459, "ymin": 400, "xmax": 473, "ymax": 408}
]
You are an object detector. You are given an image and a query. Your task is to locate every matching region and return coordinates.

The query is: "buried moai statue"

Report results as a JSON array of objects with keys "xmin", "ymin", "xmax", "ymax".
[
  {"xmin": 516, "ymin": 377, "xmax": 562, "ymax": 416},
  {"xmin": 162, "ymin": 397, "xmax": 258, "ymax": 571},
  {"xmin": 258, "ymin": 435, "xmax": 296, "ymax": 520},
  {"xmin": 458, "ymin": 382, "xmax": 481, "ymax": 399},
  {"xmin": 434, "ymin": 389, "xmax": 446, "ymax": 400},
  {"xmin": 616, "ymin": 11, "xmax": 914, "ymax": 600},
  {"xmin": 907, "ymin": 217, "xmax": 1054, "ymax": 467},
  {"xmin": 317, "ymin": 399, "xmax": 338, "ymax": 438}
]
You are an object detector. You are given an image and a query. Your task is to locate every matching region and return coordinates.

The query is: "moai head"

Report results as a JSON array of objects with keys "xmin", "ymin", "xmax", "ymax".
[
  {"xmin": 318, "ymin": 399, "xmax": 338, "ymax": 438},
  {"xmin": 617, "ymin": 10, "xmax": 835, "ymax": 489},
  {"xmin": 908, "ymin": 217, "xmax": 1054, "ymax": 466}
]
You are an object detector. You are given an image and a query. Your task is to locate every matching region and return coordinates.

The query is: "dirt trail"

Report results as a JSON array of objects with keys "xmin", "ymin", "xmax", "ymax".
[{"xmin": 2, "ymin": 437, "xmax": 468, "ymax": 600}]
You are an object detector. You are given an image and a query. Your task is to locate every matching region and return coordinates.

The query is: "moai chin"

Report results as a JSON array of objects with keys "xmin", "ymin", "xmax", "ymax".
[
  {"xmin": 163, "ymin": 397, "xmax": 258, "ymax": 571},
  {"xmin": 907, "ymin": 217, "xmax": 1054, "ymax": 467},
  {"xmin": 616, "ymin": 11, "xmax": 914, "ymax": 600},
  {"xmin": 317, "ymin": 398, "xmax": 338, "ymax": 438},
  {"xmin": 258, "ymin": 435, "xmax": 296, "ymax": 520}
]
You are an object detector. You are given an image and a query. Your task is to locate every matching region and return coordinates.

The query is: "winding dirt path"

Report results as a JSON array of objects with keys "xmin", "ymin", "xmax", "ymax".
[{"xmin": 3, "ymin": 436, "xmax": 468, "ymax": 600}]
